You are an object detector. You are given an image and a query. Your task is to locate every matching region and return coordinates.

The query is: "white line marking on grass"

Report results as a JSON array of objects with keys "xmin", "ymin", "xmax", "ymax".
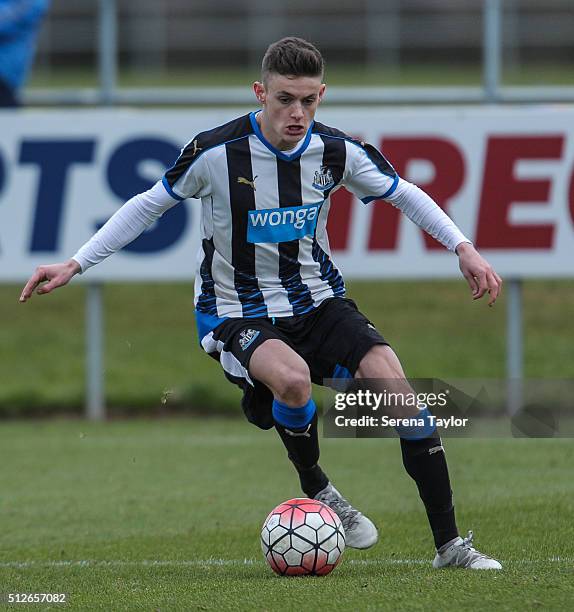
[
  {"xmin": 0, "ymin": 557, "xmax": 572, "ymax": 569},
  {"xmin": 0, "ymin": 559, "xmax": 258, "ymax": 569}
]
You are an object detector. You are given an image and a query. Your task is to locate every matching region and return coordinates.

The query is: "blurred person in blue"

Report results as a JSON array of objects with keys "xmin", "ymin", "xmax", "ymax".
[{"xmin": 0, "ymin": 0, "xmax": 49, "ymax": 107}]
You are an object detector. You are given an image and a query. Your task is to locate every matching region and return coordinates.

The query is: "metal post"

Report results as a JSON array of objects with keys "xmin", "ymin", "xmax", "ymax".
[
  {"xmin": 86, "ymin": 284, "xmax": 105, "ymax": 420},
  {"xmin": 248, "ymin": 0, "xmax": 283, "ymax": 71},
  {"xmin": 483, "ymin": 0, "xmax": 502, "ymax": 102},
  {"xmin": 89, "ymin": 0, "xmax": 115, "ymax": 419},
  {"xmin": 98, "ymin": 0, "xmax": 117, "ymax": 105},
  {"xmin": 506, "ymin": 278, "xmax": 523, "ymax": 415},
  {"xmin": 484, "ymin": 2, "xmax": 523, "ymax": 415},
  {"xmin": 366, "ymin": 0, "xmax": 400, "ymax": 72}
]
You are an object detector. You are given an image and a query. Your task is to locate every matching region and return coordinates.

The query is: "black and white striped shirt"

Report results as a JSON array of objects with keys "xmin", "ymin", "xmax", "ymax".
[{"xmin": 162, "ymin": 112, "xmax": 403, "ymax": 340}]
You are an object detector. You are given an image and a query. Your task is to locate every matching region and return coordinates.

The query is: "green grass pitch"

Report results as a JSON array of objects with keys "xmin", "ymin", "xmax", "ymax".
[
  {"xmin": 1, "ymin": 419, "xmax": 573, "ymax": 610},
  {"xmin": 2, "ymin": 280, "xmax": 573, "ymax": 414}
]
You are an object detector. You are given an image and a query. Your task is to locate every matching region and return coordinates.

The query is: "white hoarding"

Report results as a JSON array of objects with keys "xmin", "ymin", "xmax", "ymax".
[{"xmin": 1, "ymin": 106, "xmax": 573, "ymax": 281}]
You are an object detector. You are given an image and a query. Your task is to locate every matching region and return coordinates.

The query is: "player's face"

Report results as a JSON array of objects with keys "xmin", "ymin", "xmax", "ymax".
[{"xmin": 253, "ymin": 74, "xmax": 325, "ymax": 150}]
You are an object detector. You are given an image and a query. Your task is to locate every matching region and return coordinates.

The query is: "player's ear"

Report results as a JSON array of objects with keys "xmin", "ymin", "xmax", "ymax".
[
  {"xmin": 318, "ymin": 84, "xmax": 326, "ymax": 104},
  {"xmin": 253, "ymin": 81, "xmax": 266, "ymax": 105}
]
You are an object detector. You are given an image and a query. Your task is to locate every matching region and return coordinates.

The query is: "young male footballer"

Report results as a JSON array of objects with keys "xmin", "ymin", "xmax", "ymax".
[{"xmin": 20, "ymin": 37, "xmax": 503, "ymax": 569}]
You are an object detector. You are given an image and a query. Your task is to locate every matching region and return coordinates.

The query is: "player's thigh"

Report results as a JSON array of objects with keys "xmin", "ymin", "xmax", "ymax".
[
  {"xmin": 355, "ymin": 344, "xmax": 418, "ymax": 416},
  {"xmin": 249, "ymin": 339, "xmax": 311, "ymax": 399},
  {"xmin": 356, "ymin": 344, "xmax": 407, "ymax": 379},
  {"xmin": 210, "ymin": 317, "xmax": 310, "ymax": 400},
  {"xmin": 308, "ymin": 298, "xmax": 388, "ymax": 381}
]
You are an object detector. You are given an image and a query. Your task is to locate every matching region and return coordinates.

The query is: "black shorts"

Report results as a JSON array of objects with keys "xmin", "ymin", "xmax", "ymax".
[{"xmin": 203, "ymin": 297, "xmax": 388, "ymax": 429}]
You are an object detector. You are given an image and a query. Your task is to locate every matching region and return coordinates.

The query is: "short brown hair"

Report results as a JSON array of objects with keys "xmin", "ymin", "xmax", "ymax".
[{"xmin": 262, "ymin": 37, "xmax": 324, "ymax": 83}]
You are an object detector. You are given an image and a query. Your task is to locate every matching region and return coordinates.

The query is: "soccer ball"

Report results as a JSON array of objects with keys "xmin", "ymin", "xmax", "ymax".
[{"xmin": 261, "ymin": 498, "xmax": 346, "ymax": 576}]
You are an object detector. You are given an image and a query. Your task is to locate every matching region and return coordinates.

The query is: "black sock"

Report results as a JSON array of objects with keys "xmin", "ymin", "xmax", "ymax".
[
  {"xmin": 294, "ymin": 464, "xmax": 329, "ymax": 498},
  {"xmin": 275, "ymin": 412, "xmax": 329, "ymax": 497},
  {"xmin": 400, "ymin": 437, "xmax": 459, "ymax": 549}
]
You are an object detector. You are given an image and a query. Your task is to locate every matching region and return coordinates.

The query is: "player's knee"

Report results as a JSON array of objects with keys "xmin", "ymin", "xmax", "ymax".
[{"xmin": 275, "ymin": 367, "xmax": 312, "ymax": 407}]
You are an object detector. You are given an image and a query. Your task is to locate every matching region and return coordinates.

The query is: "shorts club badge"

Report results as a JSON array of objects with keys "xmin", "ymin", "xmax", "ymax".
[{"xmin": 238, "ymin": 328, "xmax": 260, "ymax": 351}]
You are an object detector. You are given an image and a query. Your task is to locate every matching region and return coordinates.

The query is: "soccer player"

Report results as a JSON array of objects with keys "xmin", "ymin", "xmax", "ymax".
[{"xmin": 20, "ymin": 37, "xmax": 503, "ymax": 569}]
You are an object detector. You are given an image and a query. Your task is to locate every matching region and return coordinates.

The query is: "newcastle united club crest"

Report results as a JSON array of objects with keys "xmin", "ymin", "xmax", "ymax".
[
  {"xmin": 239, "ymin": 328, "xmax": 260, "ymax": 351},
  {"xmin": 312, "ymin": 166, "xmax": 335, "ymax": 191}
]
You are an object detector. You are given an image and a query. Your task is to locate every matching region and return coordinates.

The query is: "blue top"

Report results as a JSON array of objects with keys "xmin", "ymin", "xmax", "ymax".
[{"xmin": 0, "ymin": 0, "xmax": 50, "ymax": 90}]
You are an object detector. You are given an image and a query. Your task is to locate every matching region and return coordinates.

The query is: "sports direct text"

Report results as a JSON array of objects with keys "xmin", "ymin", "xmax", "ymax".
[{"xmin": 333, "ymin": 389, "xmax": 448, "ymax": 411}]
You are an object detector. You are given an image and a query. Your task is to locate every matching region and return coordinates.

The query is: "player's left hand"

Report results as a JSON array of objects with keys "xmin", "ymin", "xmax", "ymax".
[{"xmin": 456, "ymin": 242, "xmax": 502, "ymax": 306}]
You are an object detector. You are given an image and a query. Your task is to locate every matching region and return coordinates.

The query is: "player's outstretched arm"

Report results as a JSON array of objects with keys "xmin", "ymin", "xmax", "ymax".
[
  {"xmin": 342, "ymin": 140, "xmax": 503, "ymax": 306},
  {"xmin": 19, "ymin": 180, "xmax": 181, "ymax": 304},
  {"xmin": 378, "ymin": 179, "xmax": 502, "ymax": 306},
  {"xmin": 19, "ymin": 259, "xmax": 81, "ymax": 302},
  {"xmin": 455, "ymin": 242, "xmax": 503, "ymax": 306}
]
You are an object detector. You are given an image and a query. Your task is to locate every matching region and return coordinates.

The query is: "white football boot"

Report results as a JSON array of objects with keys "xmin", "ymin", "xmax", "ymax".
[
  {"xmin": 433, "ymin": 530, "xmax": 502, "ymax": 570},
  {"xmin": 314, "ymin": 483, "xmax": 378, "ymax": 549}
]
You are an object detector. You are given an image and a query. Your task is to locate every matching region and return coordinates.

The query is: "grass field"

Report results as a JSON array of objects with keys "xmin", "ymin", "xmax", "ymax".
[
  {"xmin": 2, "ymin": 280, "xmax": 573, "ymax": 415},
  {"xmin": 1, "ymin": 419, "xmax": 573, "ymax": 610}
]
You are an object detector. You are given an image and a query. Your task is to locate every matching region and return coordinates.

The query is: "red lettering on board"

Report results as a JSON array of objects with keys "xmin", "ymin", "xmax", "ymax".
[
  {"xmin": 368, "ymin": 138, "xmax": 465, "ymax": 250},
  {"xmin": 476, "ymin": 136, "xmax": 563, "ymax": 249}
]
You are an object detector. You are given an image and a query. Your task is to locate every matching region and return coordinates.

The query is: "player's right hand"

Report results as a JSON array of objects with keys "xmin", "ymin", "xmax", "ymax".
[{"xmin": 19, "ymin": 259, "xmax": 81, "ymax": 302}]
